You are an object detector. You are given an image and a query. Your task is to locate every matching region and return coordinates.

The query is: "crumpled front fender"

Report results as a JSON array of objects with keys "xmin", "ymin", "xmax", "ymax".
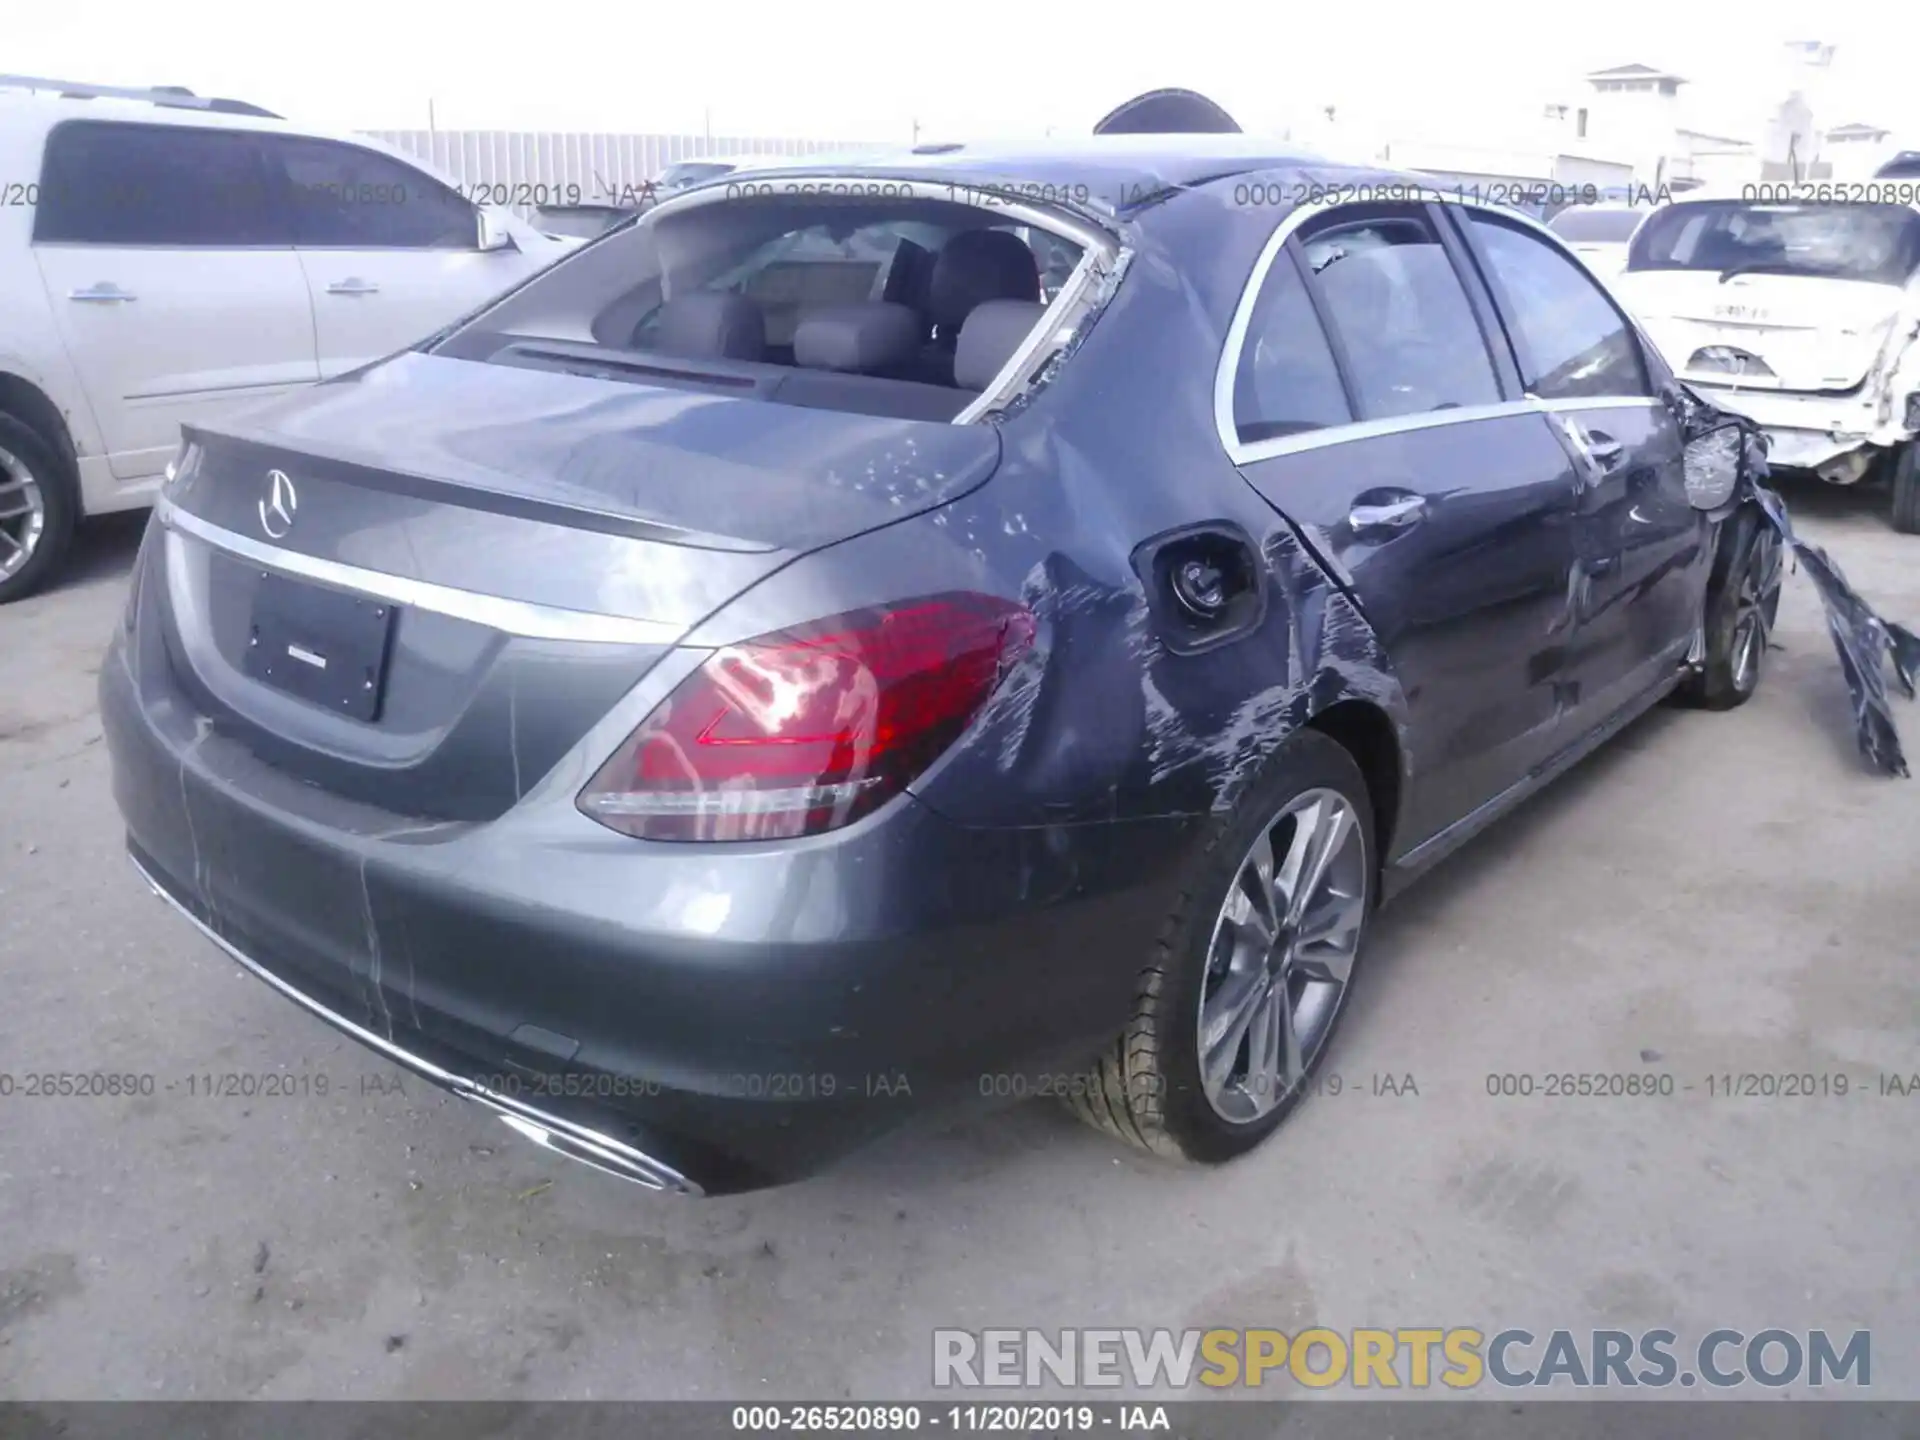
[{"xmin": 1670, "ymin": 383, "xmax": 1920, "ymax": 775}]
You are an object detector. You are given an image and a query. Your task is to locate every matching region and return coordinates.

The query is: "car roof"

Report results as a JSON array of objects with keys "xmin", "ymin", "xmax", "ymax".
[
  {"xmin": 673, "ymin": 152, "xmax": 809, "ymax": 168},
  {"xmin": 699, "ymin": 135, "xmax": 1363, "ymax": 215},
  {"xmin": 0, "ymin": 86, "xmax": 296, "ymax": 134},
  {"xmin": 0, "ymin": 85, "xmax": 474, "ymax": 196},
  {"xmin": 1650, "ymin": 184, "xmax": 1920, "ymax": 210}
]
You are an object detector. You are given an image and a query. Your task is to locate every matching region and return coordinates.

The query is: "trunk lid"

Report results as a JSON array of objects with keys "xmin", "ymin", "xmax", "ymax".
[
  {"xmin": 180, "ymin": 350, "xmax": 1003, "ymax": 574},
  {"xmin": 152, "ymin": 352, "xmax": 1001, "ymax": 821}
]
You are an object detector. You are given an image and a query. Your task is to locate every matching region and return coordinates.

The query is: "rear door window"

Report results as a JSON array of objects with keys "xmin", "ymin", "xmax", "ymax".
[
  {"xmin": 1231, "ymin": 246, "xmax": 1354, "ymax": 443},
  {"xmin": 1463, "ymin": 211, "xmax": 1650, "ymax": 399},
  {"xmin": 263, "ymin": 136, "xmax": 478, "ymax": 249},
  {"xmin": 1299, "ymin": 209, "xmax": 1503, "ymax": 420},
  {"xmin": 34, "ymin": 121, "xmax": 284, "ymax": 246}
]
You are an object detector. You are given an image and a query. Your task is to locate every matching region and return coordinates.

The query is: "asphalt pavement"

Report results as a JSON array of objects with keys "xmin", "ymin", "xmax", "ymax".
[{"xmin": 2, "ymin": 482, "xmax": 1916, "ymax": 1401}]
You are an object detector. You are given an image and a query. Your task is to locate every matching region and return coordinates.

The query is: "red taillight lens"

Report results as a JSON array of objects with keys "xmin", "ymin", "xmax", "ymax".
[{"xmin": 578, "ymin": 593, "xmax": 1036, "ymax": 841}]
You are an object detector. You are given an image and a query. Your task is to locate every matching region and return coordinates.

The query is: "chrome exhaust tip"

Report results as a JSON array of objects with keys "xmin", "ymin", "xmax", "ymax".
[{"xmin": 492, "ymin": 1110, "xmax": 700, "ymax": 1194}]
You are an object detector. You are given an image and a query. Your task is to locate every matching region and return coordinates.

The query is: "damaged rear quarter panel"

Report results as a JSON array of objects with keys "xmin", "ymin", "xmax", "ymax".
[{"xmin": 683, "ymin": 187, "xmax": 1417, "ymax": 850}]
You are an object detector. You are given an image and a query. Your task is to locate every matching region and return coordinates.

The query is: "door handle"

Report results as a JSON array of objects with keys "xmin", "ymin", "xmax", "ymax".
[
  {"xmin": 1582, "ymin": 431, "xmax": 1625, "ymax": 469},
  {"xmin": 68, "ymin": 284, "xmax": 137, "ymax": 303},
  {"xmin": 325, "ymin": 279, "xmax": 380, "ymax": 295},
  {"xmin": 1348, "ymin": 494, "xmax": 1428, "ymax": 533}
]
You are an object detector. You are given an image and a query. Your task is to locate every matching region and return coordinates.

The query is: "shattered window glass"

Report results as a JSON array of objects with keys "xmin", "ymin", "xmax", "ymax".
[{"xmin": 1629, "ymin": 202, "xmax": 1920, "ymax": 285}]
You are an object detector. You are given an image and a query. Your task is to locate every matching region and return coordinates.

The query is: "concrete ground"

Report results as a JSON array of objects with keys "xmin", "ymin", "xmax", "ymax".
[{"xmin": 1, "ymin": 481, "xmax": 1916, "ymax": 1402}]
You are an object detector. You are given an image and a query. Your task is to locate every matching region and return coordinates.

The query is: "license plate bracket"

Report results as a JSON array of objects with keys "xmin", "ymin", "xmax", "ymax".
[{"xmin": 243, "ymin": 571, "xmax": 395, "ymax": 722}]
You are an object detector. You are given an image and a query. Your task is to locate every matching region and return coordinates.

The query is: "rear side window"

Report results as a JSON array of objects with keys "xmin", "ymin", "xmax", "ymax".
[
  {"xmin": 35, "ymin": 122, "xmax": 282, "ymax": 246},
  {"xmin": 264, "ymin": 136, "xmax": 477, "ymax": 249},
  {"xmin": 1300, "ymin": 212, "xmax": 1502, "ymax": 419},
  {"xmin": 1465, "ymin": 213, "xmax": 1649, "ymax": 399},
  {"xmin": 1232, "ymin": 247, "xmax": 1353, "ymax": 443}
]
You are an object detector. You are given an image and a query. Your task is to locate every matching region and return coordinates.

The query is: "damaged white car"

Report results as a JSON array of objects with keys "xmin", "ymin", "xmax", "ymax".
[{"xmin": 1616, "ymin": 189, "xmax": 1920, "ymax": 532}]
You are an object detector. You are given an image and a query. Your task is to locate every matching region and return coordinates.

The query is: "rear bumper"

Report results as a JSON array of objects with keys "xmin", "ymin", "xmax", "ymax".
[
  {"xmin": 1687, "ymin": 382, "xmax": 1911, "ymax": 477},
  {"xmin": 101, "ymin": 624, "xmax": 1194, "ymax": 1193},
  {"xmin": 130, "ymin": 850, "xmax": 701, "ymax": 1193}
]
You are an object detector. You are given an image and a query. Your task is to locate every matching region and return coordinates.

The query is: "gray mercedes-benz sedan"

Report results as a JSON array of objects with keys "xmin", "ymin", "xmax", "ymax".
[{"xmin": 103, "ymin": 138, "xmax": 1782, "ymax": 1194}]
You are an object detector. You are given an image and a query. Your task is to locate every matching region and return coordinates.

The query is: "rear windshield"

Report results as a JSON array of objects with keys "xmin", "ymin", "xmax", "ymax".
[
  {"xmin": 1626, "ymin": 201, "xmax": 1920, "ymax": 285},
  {"xmin": 431, "ymin": 187, "xmax": 1094, "ymax": 423},
  {"xmin": 1548, "ymin": 208, "xmax": 1643, "ymax": 244}
]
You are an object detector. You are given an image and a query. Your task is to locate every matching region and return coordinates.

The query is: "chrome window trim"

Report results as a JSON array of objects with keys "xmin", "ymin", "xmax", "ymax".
[
  {"xmin": 1224, "ymin": 399, "xmax": 1543, "ymax": 463},
  {"xmin": 157, "ymin": 496, "xmax": 682, "ymax": 647},
  {"xmin": 1214, "ymin": 193, "xmax": 1662, "ymax": 466},
  {"xmin": 1535, "ymin": 396, "xmax": 1664, "ymax": 414}
]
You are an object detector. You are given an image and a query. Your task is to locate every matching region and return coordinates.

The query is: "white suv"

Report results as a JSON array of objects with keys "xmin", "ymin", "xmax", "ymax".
[{"xmin": 0, "ymin": 76, "xmax": 571, "ymax": 600}]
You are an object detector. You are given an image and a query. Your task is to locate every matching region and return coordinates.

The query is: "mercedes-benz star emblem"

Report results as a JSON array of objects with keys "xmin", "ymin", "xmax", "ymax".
[{"xmin": 259, "ymin": 469, "xmax": 297, "ymax": 540}]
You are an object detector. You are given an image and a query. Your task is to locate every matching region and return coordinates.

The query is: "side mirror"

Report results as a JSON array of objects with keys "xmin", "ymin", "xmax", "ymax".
[
  {"xmin": 477, "ymin": 208, "xmax": 514, "ymax": 253},
  {"xmin": 1682, "ymin": 423, "xmax": 1752, "ymax": 509}
]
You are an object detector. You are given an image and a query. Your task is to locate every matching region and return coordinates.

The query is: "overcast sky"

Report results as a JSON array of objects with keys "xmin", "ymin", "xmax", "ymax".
[{"xmin": 12, "ymin": 0, "xmax": 1917, "ymax": 148}]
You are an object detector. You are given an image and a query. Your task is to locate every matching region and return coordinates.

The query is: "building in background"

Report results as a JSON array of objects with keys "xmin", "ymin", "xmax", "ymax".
[
  {"xmin": 1534, "ymin": 43, "xmax": 1907, "ymax": 190},
  {"xmin": 1753, "ymin": 40, "xmax": 1833, "ymax": 181},
  {"xmin": 1577, "ymin": 63, "xmax": 1700, "ymax": 185},
  {"xmin": 1374, "ymin": 138, "xmax": 1635, "ymax": 210},
  {"xmin": 1824, "ymin": 122, "xmax": 1899, "ymax": 180}
]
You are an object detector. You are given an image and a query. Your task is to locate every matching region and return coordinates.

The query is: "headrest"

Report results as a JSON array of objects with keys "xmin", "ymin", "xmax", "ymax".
[
  {"xmin": 792, "ymin": 302, "xmax": 920, "ymax": 374},
  {"xmin": 928, "ymin": 231, "xmax": 1040, "ymax": 331},
  {"xmin": 648, "ymin": 292, "xmax": 766, "ymax": 361},
  {"xmin": 954, "ymin": 299, "xmax": 1046, "ymax": 391}
]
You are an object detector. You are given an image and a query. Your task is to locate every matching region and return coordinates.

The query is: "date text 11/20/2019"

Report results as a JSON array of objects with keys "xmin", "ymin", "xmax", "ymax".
[{"xmin": 730, "ymin": 1405, "xmax": 1170, "ymax": 1432}]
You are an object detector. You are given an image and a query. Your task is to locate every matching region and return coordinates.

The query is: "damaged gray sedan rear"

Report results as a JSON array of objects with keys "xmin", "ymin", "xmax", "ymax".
[{"xmin": 102, "ymin": 139, "xmax": 1891, "ymax": 1193}]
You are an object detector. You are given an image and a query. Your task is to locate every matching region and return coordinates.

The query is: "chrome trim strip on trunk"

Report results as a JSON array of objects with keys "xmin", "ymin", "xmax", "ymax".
[
  {"xmin": 129, "ymin": 851, "xmax": 701, "ymax": 1196},
  {"xmin": 156, "ymin": 495, "xmax": 682, "ymax": 647}
]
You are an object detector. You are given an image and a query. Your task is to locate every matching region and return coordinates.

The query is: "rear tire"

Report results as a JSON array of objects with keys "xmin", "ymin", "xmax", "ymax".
[
  {"xmin": 1675, "ymin": 503, "xmax": 1781, "ymax": 711},
  {"xmin": 0, "ymin": 413, "xmax": 78, "ymax": 605},
  {"xmin": 1064, "ymin": 729, "xmax": 1376, "ymax": 1164},
  {"xmin": 1891, "ymin": 442, "xmax": 1920, "ymax": 536}
]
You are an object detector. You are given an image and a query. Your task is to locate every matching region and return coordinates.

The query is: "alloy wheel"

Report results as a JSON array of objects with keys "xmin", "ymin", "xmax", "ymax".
[
  {"xmin": 1196, "ymin": 788, "xmax": 1368, "ymax": 1124},
  {"xmin": 0, "ymin": 444, "xmax": 46, "ymax": 582}
]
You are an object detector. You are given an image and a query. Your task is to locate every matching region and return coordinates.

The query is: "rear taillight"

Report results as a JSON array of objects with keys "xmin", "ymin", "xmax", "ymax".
[{"xmin": 578, "ymin": 593, "xmax": 1036, "ymax": 841}]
